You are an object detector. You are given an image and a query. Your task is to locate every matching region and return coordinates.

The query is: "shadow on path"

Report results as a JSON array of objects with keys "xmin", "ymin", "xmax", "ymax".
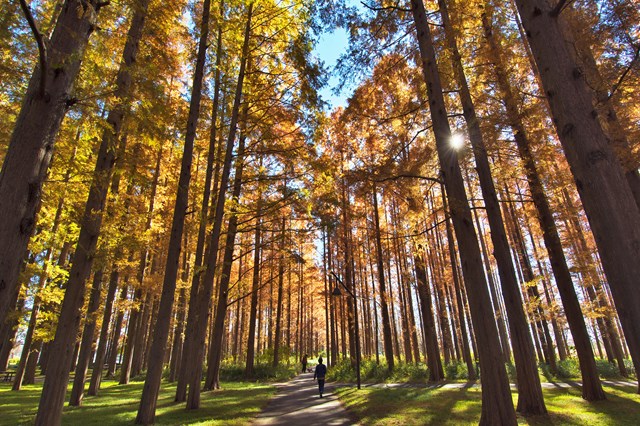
[{"xmin": 252, "ymin": 372, "xmax": 357, "ymax": 425}]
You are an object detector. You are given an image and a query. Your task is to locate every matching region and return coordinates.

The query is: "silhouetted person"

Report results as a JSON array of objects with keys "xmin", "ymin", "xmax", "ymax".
[
  {"xmin": 313, "ymin": 357, "xmax": 327, "ymax": 397},
  {"xmin": 301, "ymin": 354, "xmax": 308, "ymax": 373}
]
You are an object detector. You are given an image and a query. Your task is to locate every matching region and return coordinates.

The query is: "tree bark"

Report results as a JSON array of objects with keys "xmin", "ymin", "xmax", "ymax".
[
  {"xmin": 181, "ymin": 3, "xmax": 252, "ymax": 408},
  {"xmin": 0, "ymin": 0, "xmax": 106, "ymax": 327},
  {"xmin": 414, "ymin": 246, "xmax": 444, "ymax": 381},
  {"xmin": 372, "ymin": 184, "xmax": 394, "ymax": 370},
  {"xmin": 410, "ymin": 1, "xmax": 517, "ymax": 422},
  {"xmin": 513, "ymin": 0, "xmax": 640, "ymax": 395},
  {"xmin": 200, "ymin": 101, "xmax": 249, "ymax": 397},
  {"xmin": 135, "ymin": 0, "xmax": 212, "ymax": 421},
  {"xmin": 68, "ymin": 268, "xmax": 104, "ymax": 406},
  {"xmin": 439, "ymin": 0, "xmax": 545, "ymax": 413}
]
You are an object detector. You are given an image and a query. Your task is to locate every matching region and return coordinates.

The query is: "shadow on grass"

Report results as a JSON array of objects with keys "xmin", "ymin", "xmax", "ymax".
[
  {"xmin": 336, "ymin": 383, "xmax": 640, "ymax": 425},
  {"xmin": 0, "ymin": 380, "xmax": 275, "ymax": 426}
]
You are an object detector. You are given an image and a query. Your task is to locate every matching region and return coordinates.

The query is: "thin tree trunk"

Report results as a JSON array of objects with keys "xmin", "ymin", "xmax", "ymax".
[
  {"xmin": 68, "ymin": 269, "xmax": 104, "ymax": 406},
  {"xmin": 245, "ymin": 192, "xmax": 263, "ymax": 378},
  {"xmin": 414, "ymin": 246, "xmax": 444, "ymax": 380},
  {"xmin": 372, "ymin": 184, "xmax": 394, "ymax": 370}
]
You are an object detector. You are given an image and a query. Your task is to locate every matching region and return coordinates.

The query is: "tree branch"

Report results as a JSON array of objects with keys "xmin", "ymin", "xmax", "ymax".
[
  {"xmin": 608, "ymin": 45, "xmax": 640, "ymax": 100},
  {"xmin": 19, "ymin": 0, "xmax": 47, "ymax": 99},
  {"xmin": 374, "ymin": 173, "xmax": 443, "ymax": 184},
  {"xmin": 550, "ymin": 0, "xmax": 574, "ymax": 17}
]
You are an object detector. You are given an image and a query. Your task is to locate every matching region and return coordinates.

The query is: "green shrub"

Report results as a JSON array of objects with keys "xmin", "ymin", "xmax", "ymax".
[
  {"xmin": 445, "ymin": 361, "xmax": 469, "ymax": 380},
  {"xmin": 596, "ymin": 359, "xmax": 622, "ymax": 379},
  {"xmin": 556, "ymin": 359, "xmax": 581, "ymax": 379},
  {"xmin": 624, "ymin": 359, "xmax": 637, "ymax": 378},
  {"xmin": 218, "ymin": 361, "xmax": 297, "ymax": 382},
  {"xmin": 505, "ymin": 361, "xmax": 516, "ymax": 382}
]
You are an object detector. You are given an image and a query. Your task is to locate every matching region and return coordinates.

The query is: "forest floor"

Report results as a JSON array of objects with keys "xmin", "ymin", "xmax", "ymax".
[{"xmin": 0, "ymin": 379, "xmax": 275, "ymax": 425}]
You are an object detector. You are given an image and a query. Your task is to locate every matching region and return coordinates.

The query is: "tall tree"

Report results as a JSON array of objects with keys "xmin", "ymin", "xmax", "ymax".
[
  {"xmin": 0, "ymin": 0, "xmax": 109, "ymax": 331},
  {"xmin": 410, "ymin": 0, "xmax": 517, "ymax": 423}
]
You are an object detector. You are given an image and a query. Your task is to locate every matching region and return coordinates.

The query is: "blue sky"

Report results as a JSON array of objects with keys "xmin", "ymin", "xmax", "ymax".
[{"xmin": 313, "ymin": 27, "xmax": 350, "ymax": 109}]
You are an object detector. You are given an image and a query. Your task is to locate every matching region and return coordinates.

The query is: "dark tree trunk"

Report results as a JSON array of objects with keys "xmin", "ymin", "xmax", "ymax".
[
  {"xmin": 244, "ymin": 193, "xmax": 263, "ymax": 378},
  {"xmin": 199, "ymin": 103, "xmax": 249, "ymax": 398},
  {"xmin": 411, "ymin": 1, "xmax": 517, "ymax": 422},
  {"xmin": 69, "ymin": 269, "xmax": 104, "ymax": 406},
  {"xmin": 513, "ymin": 0, "xmax": 640, "ymax": 395},
  {"xmin": 372, "ymin": 184, "xmax": 394, "ymax": 370},
  {"xmin": 135, "ymin": 0, "xmax": 213, "ymax": 420},
  {"xmin": 414, "ymin": 247, "xmax": 444, "ymax": 381},
  {"xmin": 181, "ymin": 4, "xmax": 252, "ymax": 408},
  {"xmin": 0, "ymin": 0, "xmax": 106, "ymax": 327}
]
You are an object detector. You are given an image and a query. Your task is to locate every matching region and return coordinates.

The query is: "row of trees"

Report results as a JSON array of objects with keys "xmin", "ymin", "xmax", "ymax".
[{"xmin": 0, "ymin": 0, "xmax": 638, "ymax": 425}]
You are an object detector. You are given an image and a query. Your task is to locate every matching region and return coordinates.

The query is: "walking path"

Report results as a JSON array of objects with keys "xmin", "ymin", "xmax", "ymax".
[{"xmin": 252, "ymin": 372, "xmax": 357, "ymax": 426}]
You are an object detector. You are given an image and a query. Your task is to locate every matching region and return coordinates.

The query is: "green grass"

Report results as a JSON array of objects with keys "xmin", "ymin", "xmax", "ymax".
[
  {"xmin": 0, "ymin": 379, "xmax": 275, "ymax": 425},
  {"xmin": 335, "ymin": 383, "xmax": 640, "ymax": 425}
]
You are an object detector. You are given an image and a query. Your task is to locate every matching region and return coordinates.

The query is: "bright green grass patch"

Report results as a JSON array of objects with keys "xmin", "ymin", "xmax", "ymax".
[
  {"xmin": 335, "ymin": 383, "xmax": 640, "ymax": 425},
  {"xmin": 0, "ymin": 379, "xmax": 275, "ymax": 425}
]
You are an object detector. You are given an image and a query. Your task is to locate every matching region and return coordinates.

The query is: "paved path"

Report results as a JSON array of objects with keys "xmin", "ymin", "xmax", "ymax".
[{"xmin": 252, "ymin": 372, "xmax": 357, "ymax": 426}]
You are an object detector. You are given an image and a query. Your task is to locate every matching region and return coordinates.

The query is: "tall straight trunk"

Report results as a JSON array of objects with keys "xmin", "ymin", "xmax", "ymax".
[
  {"xmin": 272, "ymin": 217, "xmax": 286, "ymax": 368},
  {"xmin": 245, "ymin": 194, "xmax": 263, "ymax": 377},
  {"xmin": 513, "ymin": 0, "xmax": 640, "ymax": 394},
  {"xmin": 107, "ymin": 284, "xmax": 127, "ymax": 377},
  {"xmin": 565, "ymin": 7, "xmax": 640, "ymax": 209},
  {"xmin": 483, "ymin": 7, "xmax": 604, "ymax": 400},
  {"xmin": 372, "ymin": 184, "xmax": 394, "ymax": 370},
  {"xmin": 120, "ymin": 287, "xmax": 142, "ymax": 384},
  {"xmin": 88, "ymin": 266, "xmax": 119, "ymax": 395},
  {"xmin": 136, "ymin": 0, "xmax": 213, "ymax": 421},
  {"xmin": 200, "ymin": 103, "xmax": 249, "ymax": 397},
  {"xmin": 414, "ymin": 246, "xmax": 444, "ymax": 380},
  {"xmin": 441, "ymin": 194, "xmax": 476, "ymax": 380},
  {"xmin": 36, "ymin": 5, "xmax": 150, "ymax": 422},
  {"xmin": 0, "ymin": 0, "xmax": 107, "ymax": 327},
  {"xmin": 68, "ymin": 269, "xmax": 104, "ymax": 406},
  {"xmin": 179, "ymin": 4, "xmax": 252, "ymax": 407},
  {"xmin": 410, "ymin": 1, "xmax": 516, "ymax": 422},
  {"xmin": 323, "ymin": 228, "xmax": 331, "ymax": 364},
  {"xmin": 175, "ymin": 0, "xmax": 225, "ymax": 402},
  {"xmin": 561, "ymin": 189, "xmax": 627, "ymax": 375},
  {"xmin": 439, "ymin": 0, "xmax": 544, "ymax": 413}
]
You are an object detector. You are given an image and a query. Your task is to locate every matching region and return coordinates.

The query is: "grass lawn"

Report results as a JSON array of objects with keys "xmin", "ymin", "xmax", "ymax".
[
  {"xmin": 0, "ymin": 379, "xmax": 275, "ymax": 425},
  {"xmin": 335, "ymin": 383, "xmax": 640, "ymax": 425}
]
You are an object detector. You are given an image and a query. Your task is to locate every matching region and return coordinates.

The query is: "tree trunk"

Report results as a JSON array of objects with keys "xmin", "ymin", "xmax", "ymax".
[
  {"xmin": 0, "ymin": 0, "xmax": 106, "ymax": 327},
  {"xmin": 484, "ymin": 7, "xmax": 605, "ymax": 400},
  {"xmin": 135, "ymin": 0, "xmax": 213, "ymax": 420},
  {"xmin": 414, "ymin": 246, "xmax": 444, "ymax": 380},
  {"xmin": 199, "ymin": 102, "xmax": 249, "ymax": 397},
  {"xmin": 411, "ymin": 1, "xmax": 517, "ymax": 422},
  {"xmin": 68, "ymin": 268, "xmax": 104, "ymax": 406},
  {"xmin": 439, "ymin": 0, "xmax": 545, "ymax": 413},
  {"xmin": 513, "ymin": 0, "xmax": 640, "ymax": 395},
  {"xmin": 372, "ymin": 184, "xmax": 394, "ymax": 370},
  {"xmin": 244, "ymin": 192, "xmax": 263, "ymax": 378},
  {"xmin": 181, "ymin": 3, "xmax": 252, "ymax": 408}
]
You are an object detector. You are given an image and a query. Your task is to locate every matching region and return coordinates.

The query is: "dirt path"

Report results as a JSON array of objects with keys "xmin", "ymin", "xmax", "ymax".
[{"xmin": 252, "ymin": 372, "xmax": 357, "ymax": 426}]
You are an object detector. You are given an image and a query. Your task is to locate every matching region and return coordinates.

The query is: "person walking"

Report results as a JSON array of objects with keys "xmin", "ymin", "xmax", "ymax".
[
  {"xmin": 313, "ymin": 357, "xmax": 327, "ymax": 398},
  {"xmin": 301, "ymin": 354, "xmax": 308, "ymax": 373}
]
